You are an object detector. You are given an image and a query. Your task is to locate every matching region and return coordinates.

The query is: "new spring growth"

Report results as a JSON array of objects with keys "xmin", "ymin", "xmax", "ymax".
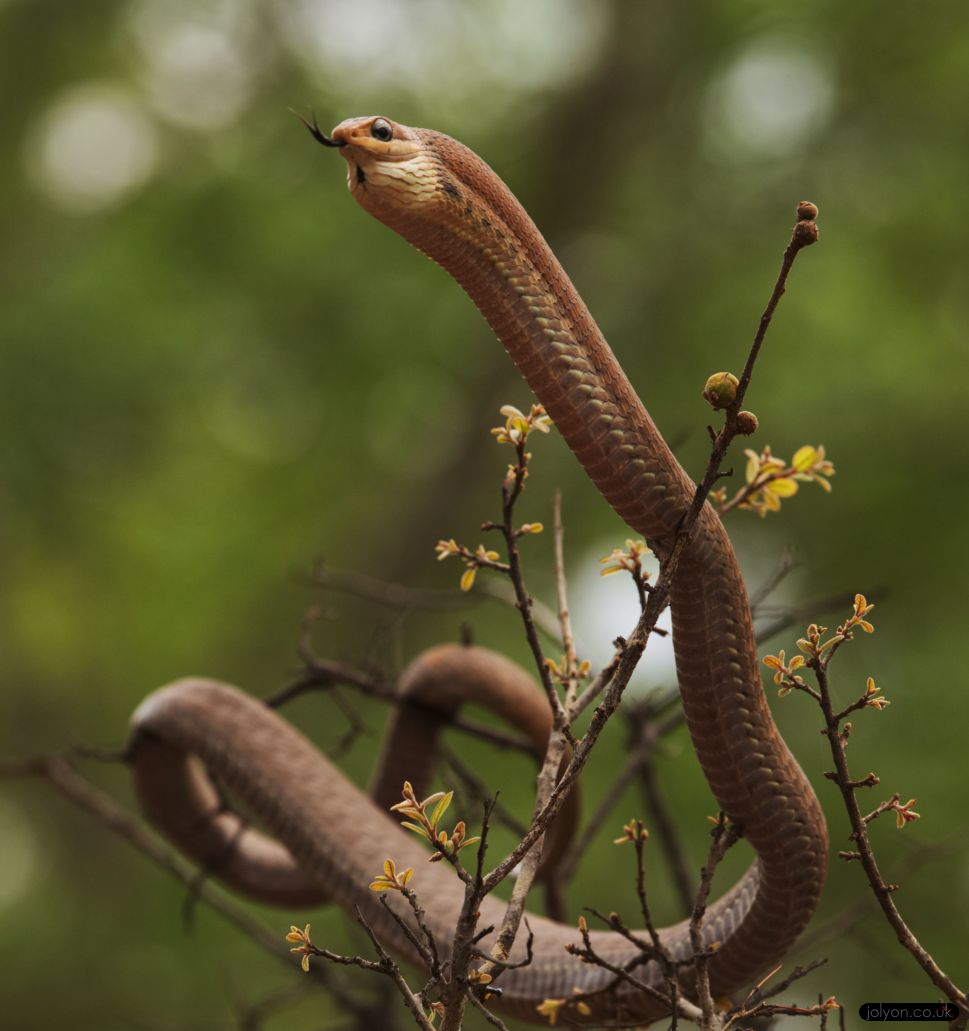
[
  {"xmin": 390, "ymin": 781, "xmax": 480, "ymax": 861},
  {"xmin": 369, "ymin": 857, "xmax": 414, "ymax": 893},
  {"xmin": 536, "ymin": 993, "xmax": 592, "ymax": 1026},
  {"xmin": 864, "ymin": 676, "xmax": 890, "ymax": 711},
  {"xmin": 613, "ymin": 818, "xmax": 650, "ymax": 845},
  {"xmin": 435, "ymin": 539, "xmax": 510, "ymax": 592},
  {"xmin": 545, "ymin": 654, "xmax": 591, "ymax": 686},
  {"xmin": 492, "ymin": 402, "xmax": 551, "ymax": 490},
  {"xmin": 768, "ymin": 597, "xmax": 881, "ymax": 700},
  {"xmin": 599, "ymin": 539, "xmax": 651, "ymax": 579},
  {"xmin": 490, "ymin": 403, "xmax": 552, "ymax": 445},
  {"xmin": 713, "ymin": 444, "xmax": 835, "ymax": 517},
  {"xmin": 285, "ymin": 923, "xmax": 315, "ymax": 972},
  {"xmin": 794, "ymin": 595, "xmax": 875, "ymax": 659},
  {"xmin": 763, "ymin": 649, "xmax": 807, "ymax": 697},
  {"xmin": 435, "ymin": 403, "xmax": 548, "ymax": 589},
  {"xmin": 893, "ymin": 798, "xmax": 920, "ymax": 829},
  {"xmin": 536, "ymin": 998, "xmax": 567, "ymax": 1026}
]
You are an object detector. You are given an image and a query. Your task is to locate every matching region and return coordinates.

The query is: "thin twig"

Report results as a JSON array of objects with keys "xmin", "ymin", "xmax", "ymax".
[
  {"xmin": 553, "ymin": 490, "xmax": 580, "ymax": 709},
  {"xmin": 689, "ymin": 814, "xmax": 739, "ymax": 1026},
  {"xmin": 483, "ymin": 430, "xmax": 569, "ymax": 733},
  {"xmin": 268, "ymin": 663, "xmax": 534, "ymax": 756},
  {"xmin": 635, "ymin": 716, "xmax": 695, "ymax": 916},
  {"xmin": 0, "ymin": 756, "xmax": 348, "ymax": 995},
  {"xmin": 798, "ymin": 830, "xmax": 969, "ymax": 956},
  {"xmin": 814, "ymin": 659, "xmax": 968, "ymax": 1016},
  {"xmin": 754, "ymin": 586, "xmax": 886, "ymax": 644},
  {"xmin": 353, "ymin": 907, "xmax": 436, "ymax": 1031}
]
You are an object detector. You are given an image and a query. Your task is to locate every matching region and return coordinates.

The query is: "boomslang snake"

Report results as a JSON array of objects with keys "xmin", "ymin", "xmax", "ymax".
[{"xmin": 129, "ymin": 115, "xmax": 828, "ymax": 1025}]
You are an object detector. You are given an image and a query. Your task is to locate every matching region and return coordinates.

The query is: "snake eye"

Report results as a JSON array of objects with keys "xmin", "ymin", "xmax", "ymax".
[{"xmin": 371, "ymin": 118, "xmax": 393, "ymax": 142}]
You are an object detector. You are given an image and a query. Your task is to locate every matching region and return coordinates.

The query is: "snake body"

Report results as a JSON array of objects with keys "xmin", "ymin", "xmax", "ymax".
[{"xmin": 130, "ymin": 116, "xmax": 827, "ymax": 1024}]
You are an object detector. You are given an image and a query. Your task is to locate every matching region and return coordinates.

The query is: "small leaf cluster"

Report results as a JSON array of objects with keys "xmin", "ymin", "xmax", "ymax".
[
  {"xmin": 613, "ymin": 818, "xmax": 650, "ymax": 845},
  {"xmin": 491, "ymin": 403, "xmax": 551, "ymax": 490},
  {"xmin": 369, "ymin": 857, "xmax": 414, "ymax": 893},
  {"xmin": 544, "ymin": 654, "xmax": 591, "ymax": 685},
  {"xmin": 390, "ymin": 781, "xmax": 480, "ymax": 862},
  {"xmin": 490, "ymin": 403, "xmax": 551, "ymax": 445},
  {"xmin": 536, "ymin": 990, "xmax": 592, "ymax": 1026},
  {"xmin": 863, "ymin": 676, "xmax": 890, "ymax": 712},
  {"xmin": 762, "ymin": 648, "xmax": 808, "ymax": 697},
  {"xmin": 716, "ymin": 444, "xmax": 835, "ymax": 516},
  {"xmin": 765, "ymin": 596, "xmax": 880, "ymax": 698},
  {"xmin": 435, "ymin": 539, "xmax": 507, "ymax": 592},
  {"xmin": 285, "ymin": 923, "xmax": 315, "ymax": 972},
  {"xmin": 599, "ymin": 538, "xmax": 651, "ymax": 579},
  {"xmin": 892, "ymin": 798, "xmax": 920, "ymax": 829},
  {"xmin": 795, "ymin": 594, "xmax": 875, "ymax": 661}
]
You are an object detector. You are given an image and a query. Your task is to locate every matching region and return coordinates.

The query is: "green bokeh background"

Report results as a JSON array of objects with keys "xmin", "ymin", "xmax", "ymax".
[{"xmin": 2, "ymin": 1, "xmax": 966, "ymax": 1027}]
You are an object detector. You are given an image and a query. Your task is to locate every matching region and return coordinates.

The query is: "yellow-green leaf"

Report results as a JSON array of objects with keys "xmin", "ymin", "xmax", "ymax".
[
  {"xmin": 792, "ymin": 445, "xmax": 818, "ymax": 472},
  {"xmin": 744, "ymin": 449, "xmax": 760, "ymax": 484},
  {"xmin": 766, "ymin": 477, "xmax": 799, "ymax": 498},
  {"xmin": 429, "ymin": 790, "xmax": 453, "ymax": 830}
]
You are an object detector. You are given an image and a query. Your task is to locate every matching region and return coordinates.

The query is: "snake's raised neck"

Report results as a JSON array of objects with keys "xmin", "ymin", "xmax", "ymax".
[{"xmin": 329, "ymin": 111, "xmax": 829, "ymax": 985}]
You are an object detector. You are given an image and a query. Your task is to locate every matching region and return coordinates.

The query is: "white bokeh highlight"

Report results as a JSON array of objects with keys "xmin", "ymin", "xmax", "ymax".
[
  {"xmin": 570, "ymin": 539, "xmax": 677, "ymax": 697},
  {"xmin": 280, "ymin": 0, "xmax": 609, "ymax": 114},
  {"xmin": 27, "ymin": 85, "xmax": 160, "ymax": 213},
  {"xmin": 128, "ymin": 0, "xmax": 258, "ymax": 131},
  {"xmin": 706, "ymin": 39, "xmax": 835, "ymax": 158}
]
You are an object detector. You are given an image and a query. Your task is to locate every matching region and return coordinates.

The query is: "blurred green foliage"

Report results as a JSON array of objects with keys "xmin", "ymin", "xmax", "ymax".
[{"xmin": 2, "ymin": 0, "xmax": 967, "ymax": 1027}]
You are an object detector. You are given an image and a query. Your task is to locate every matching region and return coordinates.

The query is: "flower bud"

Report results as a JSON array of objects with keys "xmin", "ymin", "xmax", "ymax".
[
  {"xmin": 735, "ymin": 410, "xmax": 758, "ymax": 435},
  {"xmin": 797, "ymin": 200, "xmax": 819, "ymax": 221},
  {"xmin": 794, "ymin": 220, "xmax": 820, "ymax": 247},
  {"xmin": 703, "ymin": 372, "xmax": 739, "ymax": 410}
]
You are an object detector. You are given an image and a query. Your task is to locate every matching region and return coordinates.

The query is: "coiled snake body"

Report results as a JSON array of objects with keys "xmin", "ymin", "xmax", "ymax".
[{"xmin": 130, "ymin": 116, "xmax": 827, "ymax": 1025}]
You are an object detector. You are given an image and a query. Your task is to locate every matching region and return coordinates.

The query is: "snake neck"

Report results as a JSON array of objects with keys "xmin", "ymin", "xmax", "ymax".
[
  {"xmin": 366, "ymin": 129, "xmax": 691, "ymax": 543},
  {"xmin": 358, "ymin": 128, "xmax": 828, "ymax": 989}
]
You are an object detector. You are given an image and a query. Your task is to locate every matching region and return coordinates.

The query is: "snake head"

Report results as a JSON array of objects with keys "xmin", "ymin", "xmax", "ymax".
[{"xmin": 326, "ymin": 115, "xmax": 445, "ymax": 222}]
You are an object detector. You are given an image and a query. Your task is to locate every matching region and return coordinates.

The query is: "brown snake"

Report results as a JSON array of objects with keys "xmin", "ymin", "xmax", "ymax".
[{"xmin": 129, "ymin": 115, "xmax": 828, "ymax": 1025}]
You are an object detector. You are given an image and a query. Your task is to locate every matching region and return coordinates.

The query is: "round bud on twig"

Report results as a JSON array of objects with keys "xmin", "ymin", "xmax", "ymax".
[
  {"xmin": 797, "ymin": 200, "xmax": 819, "ymax": 222},
  {"xmin": 793, "ymin": 220, "xmax": 820, "ymax": 247},
  {"xmin": 703, "ymin": 372, "xmax": 739, "ymax": 410},
  {"xmin": 736, "ymin": 410, "xmax": 759, "ymax": 435}
]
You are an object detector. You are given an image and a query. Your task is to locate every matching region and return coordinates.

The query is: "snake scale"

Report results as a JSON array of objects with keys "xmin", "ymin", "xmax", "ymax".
[{"xmin": 129, "ymin": 115, "xmax": 828, "ymax": 1025}]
